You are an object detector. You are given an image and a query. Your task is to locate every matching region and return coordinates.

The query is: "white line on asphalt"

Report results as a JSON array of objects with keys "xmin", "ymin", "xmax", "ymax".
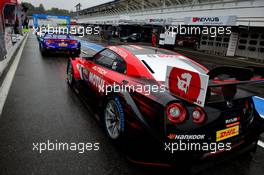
[
  {"xmin": 0, "ymin": 34, "xmax": 29, "ymax": 116},
  {"xmin": 258, "ymin": 140, "xmax": 264, "ymax": 148},
  {"xmin": 81, "ymin": 50, "xmax": 88, "ymax": 55}
]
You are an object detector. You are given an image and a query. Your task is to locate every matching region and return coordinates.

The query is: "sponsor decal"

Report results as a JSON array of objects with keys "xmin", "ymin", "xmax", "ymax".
[
  {"xmin": 226, "ymin": 122, "xmax": 240, "ymax": 128},
  {"xmin": 225, "ymin": 117, "xmax": 240, "ymax": 124},
  {"xmin": 167, "ymin": 134, "xmax": 205, "ymax": 140},
  {"xmin": 88, "ymin": 72, "xmax": 105, "ymax": 92},
  {"xmin": 114, "ymin": 97, "xmax": 125, "ymax": 132},
  {"xmin": 165, "ymin": 66, "xmax": 209, "ymax": 107},
  {"xmin": 167, "ymin": 134, "xmax": 176, "ymax": 140},
  {"xmin": 192, "ymin": 17, "xmax": 219, "ymax": 23},
  {"xmin": 177, "ymin": 72, "xmax": 192, "ymax": 94},
  {"xmin": 216, "ymin": 125, "xmax": 239, "ymax": 142},
  {"xmin": 92, "ymin": 66, "xmax": 107, "ymax": 75}
]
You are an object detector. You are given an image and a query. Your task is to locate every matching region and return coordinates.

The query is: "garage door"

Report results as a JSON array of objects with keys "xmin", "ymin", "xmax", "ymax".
[{"xmin": 236, "ymin": 31, "xmax": 264, "ymax": 60}]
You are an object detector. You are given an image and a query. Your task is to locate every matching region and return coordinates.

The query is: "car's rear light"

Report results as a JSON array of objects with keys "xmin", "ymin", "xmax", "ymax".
[
  {"xmin": 46, "ymin": 39, "xmax": 55, "ymax": 44},
  {"xmin": 69, "ymin": 40, "xmax": 77, "ymax": 44},
  {"xmin": 192, "ymin": 107, "xmax": 206, "ymax": 124},
  {"xmin": 166, "ymin": 103, "xmax": 187, "ymax": 124}
]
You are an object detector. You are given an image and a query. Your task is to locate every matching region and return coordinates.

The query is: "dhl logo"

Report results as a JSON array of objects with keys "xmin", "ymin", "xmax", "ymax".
[{"xmin": 216, "ymin": 125, "xmax": 239, "ymax": 142}]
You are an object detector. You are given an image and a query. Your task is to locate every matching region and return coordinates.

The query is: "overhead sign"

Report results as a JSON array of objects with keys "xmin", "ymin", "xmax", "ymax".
[
  {"xmin": 165, "ymin": 66, "xmax": 209, "ymax": 107},
  {"xmin": 184, "ymin": 16, "xmax": 237, "ymax": 26},
  {"xmin": 146, "ymin": 18, "xmax": 165, "ymax": 25},
  {"xmin": 32, "ymin": 14, "xmax": 71, "ymax": 28}
]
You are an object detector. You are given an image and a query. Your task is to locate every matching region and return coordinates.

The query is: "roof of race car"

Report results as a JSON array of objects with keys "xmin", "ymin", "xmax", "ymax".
[
  {"xmin": 119, "ymin": 45, "xmax": 175, "ymax": 55},
  {"xmin": 44, "ymin": 34, "xmax": 73, "ymax": 39},
  {"xmin": 109, "ymin": 45, "xmax": 208, "ymax": 82}
]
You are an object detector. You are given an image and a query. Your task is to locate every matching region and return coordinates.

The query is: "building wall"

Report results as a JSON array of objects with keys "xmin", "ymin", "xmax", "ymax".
[
  {"xmin": 76, "ymin": 0, "xmax": 264, "ymax": 60},
  {"xmin": 78, "ymin": 0, "xmax": 264, "ymax": 27},
  {"xmin": 235, "ymin": 28, "xmax": 264, "ymax": 60}
]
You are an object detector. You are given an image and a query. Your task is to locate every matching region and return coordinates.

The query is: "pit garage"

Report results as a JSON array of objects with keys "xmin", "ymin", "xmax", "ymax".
[
  {"xmin": 236, "ymin": 28, "xmax": 264, "ymax": 60},
  {"xmin": 76, "ymin": 0, "xmax": 264, "ymax": 61}
]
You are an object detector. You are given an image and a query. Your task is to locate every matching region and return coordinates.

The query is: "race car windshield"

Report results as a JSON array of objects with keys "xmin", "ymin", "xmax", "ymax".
[
  {"xmin": 120, "ymin": 45, "xmax": 175, "ymax": 55},
  {"xmin": 56, "ymin": 35, "xmax": 68, "ymax": 39},
  {"xmin": 44, "ymin": 34, "xmax": 69, "ymax": 39}
]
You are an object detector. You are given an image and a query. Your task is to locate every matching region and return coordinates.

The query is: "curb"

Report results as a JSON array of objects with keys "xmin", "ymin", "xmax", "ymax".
[
  {"xmin": 0, "ymin": 33, "xmax": 29, "ymax": 87},
  {"xmin": 0, "ymin": 33, "xmax": 29, "ymax": 116}
]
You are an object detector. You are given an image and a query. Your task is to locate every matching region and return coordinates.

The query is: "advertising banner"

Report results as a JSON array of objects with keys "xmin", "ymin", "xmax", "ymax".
[{"xmin": 184, "ymin": 16, "xmax": 237, "ymax": 26}]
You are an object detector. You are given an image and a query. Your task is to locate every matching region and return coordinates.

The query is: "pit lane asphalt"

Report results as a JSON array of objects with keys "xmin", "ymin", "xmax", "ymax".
[{"xmin": 0, "ymin": 32, "xmax": 263, "ymax": 175}]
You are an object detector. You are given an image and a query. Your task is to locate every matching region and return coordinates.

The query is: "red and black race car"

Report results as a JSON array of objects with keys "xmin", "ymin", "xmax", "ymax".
[{"xmin": 66, "ymin": 45, "xmax": 264, "ymax": 166}]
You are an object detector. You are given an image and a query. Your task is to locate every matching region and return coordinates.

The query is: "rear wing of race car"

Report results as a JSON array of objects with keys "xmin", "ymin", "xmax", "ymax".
[
  {"xmin": 208, "ymin": 66, "xmax": 264, "ymax": 86},
  {"xmin": 165, "ymin": 66, "xmax": 264, "ymax": 107},
  {"xmin": 207, "ymin": 66, "xmax": 264, "ymax": 102}
]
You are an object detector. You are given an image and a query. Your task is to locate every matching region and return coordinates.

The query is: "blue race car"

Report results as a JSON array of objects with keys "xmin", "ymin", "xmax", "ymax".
[{"xmin": 39, "ymin": 33, "xmax": 81, "ymax": 56}]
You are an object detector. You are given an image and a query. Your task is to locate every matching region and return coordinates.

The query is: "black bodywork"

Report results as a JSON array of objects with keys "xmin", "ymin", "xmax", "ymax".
[{"xmin": 68, "ymin": 52, "xmax": 264, "ymax": 166}]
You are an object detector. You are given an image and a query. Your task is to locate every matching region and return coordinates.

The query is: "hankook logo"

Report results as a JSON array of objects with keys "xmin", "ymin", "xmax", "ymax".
[{"xmin": 192, "ymin": 17, "xmax": 220, "ymax": 23}]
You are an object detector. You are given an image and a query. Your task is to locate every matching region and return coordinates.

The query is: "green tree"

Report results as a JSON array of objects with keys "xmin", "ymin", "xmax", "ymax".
[
  {"xmin": 21, "ymin": 2, "xmax": 70, "ymax": 16},
  {"xmin": 38, "ymin": 4, "xmax": 45, "ymax": 12}
]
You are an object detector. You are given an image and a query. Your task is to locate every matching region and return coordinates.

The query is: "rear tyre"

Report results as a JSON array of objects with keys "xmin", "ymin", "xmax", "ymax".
[
  {"xmin": 67, "ymin": 61, "xmax": 75, "ymax": 87},
  {"xmin": 103, "ymin": 97, "xmax": 125, "ymax": 142},
  {"xmin": 41, "ymin": 50, "xmax": 47, "ymax": 56},
  {"xmin": 249, "ymin": 140, "xmax": 258, "ymax": 153},
  {"xmin": 40, "ymin": 45, "xmax": 47, "ymax": 56}
]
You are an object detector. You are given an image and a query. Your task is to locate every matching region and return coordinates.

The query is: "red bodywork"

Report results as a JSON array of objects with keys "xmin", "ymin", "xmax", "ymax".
[{"xmin": 71, "ymin": 45, "xmax": 207, "ymax": 84}]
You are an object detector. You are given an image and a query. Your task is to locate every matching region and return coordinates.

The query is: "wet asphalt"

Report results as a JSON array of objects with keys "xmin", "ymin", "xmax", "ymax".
[{"xmin": 0, "ymin": 32, "xmax": 263, "ymax": 175}]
